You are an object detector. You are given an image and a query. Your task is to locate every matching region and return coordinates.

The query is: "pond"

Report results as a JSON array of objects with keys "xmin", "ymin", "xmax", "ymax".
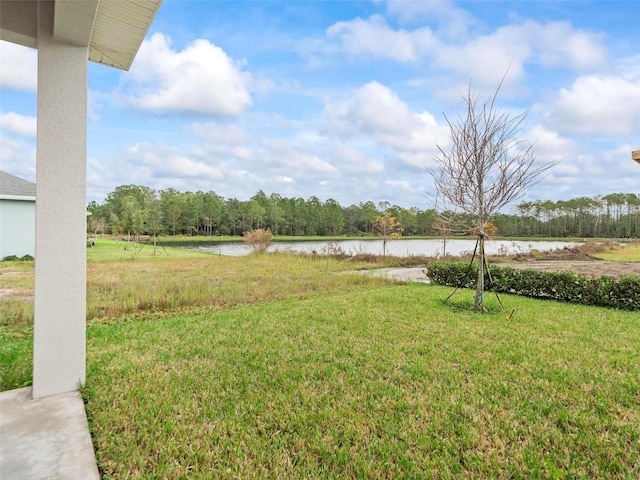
[{"xmin": 184, "ymin": 238, "xmax": 579, "ymax": 258}]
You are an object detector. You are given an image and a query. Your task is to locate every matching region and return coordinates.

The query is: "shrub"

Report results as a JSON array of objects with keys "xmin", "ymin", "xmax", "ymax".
[
  {"xmin": 324, "ymin": 241, "xmax": 346, "ymax": 257},
  {"xmin": 349, "ymin": 253, "xmax": 378, "ymax": 263},
  {"xmin": 1, "ymin": 254, "xmax": 34, "ymax": 262},
  {"xmin": 426, "ymin": 262, "xmax": 640, "ymax": 311},
  {"xmin": 243, "ymin": 228, "xmax": 273, "ymax": 253}
]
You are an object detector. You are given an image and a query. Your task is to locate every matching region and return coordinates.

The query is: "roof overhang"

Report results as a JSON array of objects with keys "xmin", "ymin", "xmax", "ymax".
[
  {"xmin": 0, "ymin": 195, "xmax": 36, "ymax": 201},
  {"xmin": 0, "ymin": 0, "xmax": 162, "ymax": 71},
  {"xmin": 633, "ymin": 150, "xmax": 640, "ymax": 165}
]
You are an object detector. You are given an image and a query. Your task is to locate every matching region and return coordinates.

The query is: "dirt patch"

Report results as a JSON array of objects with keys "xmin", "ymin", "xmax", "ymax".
[
  {"xmin": 495, "ymin": 244, "xmax": 640, "ymax": 278},
  {"xmin": 493, "ymin": 260, "xmax": 640, "ymax": 279},
  {"xmin": 512, "ymin": 247, "xmax": 600, "ymax": 262},
  {"xmin": 359, "ymin": 261, "xmax": 640, "ymax": 283},
  {"xmin": 0, "ymin": 288, "xmax": 33, "ymax": 301}
]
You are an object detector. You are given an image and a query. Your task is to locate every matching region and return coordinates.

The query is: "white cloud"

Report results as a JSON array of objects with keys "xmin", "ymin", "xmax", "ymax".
[
  {"xmin": 433, "ymin": 28, "xmax": 529, "ymax": 89},
  {"xmin": 187, "ymin": 123, "xmax": 248, "ymax": 144},
  {"xmin": 525, "ymin": 125, "xmax": 575, "ymax": 163},
  {"xmin": 0, "ymin": 135, "xmax": 36, "ymax": 179},
  {"xmin": 324, "ymin": 82, "xmax": 450, "ymax": 169},
  {"xmin": 322, "ymin": 15, "xmax": 606, "ymax": 93},
  {"xmin": 528, "ymin": 21, "xmax": 606, "ymax": 70},
  {"xmin": 548, "ymin": 74, "xmax": 640, "ymax": 135},
  {"xmin": 384, "ymin": 0, "xmax": 475, "ymax": 39},
  {"xmin": 600, "ymin": 143, "xmax": 640, "ymax": 178},
  {"xmin": 120, "ymin": 33, "xmax": 253, "ymax": 116},
  {"xmin": 87, "ymin": 142, "xmax": 230, "ymax": 200},
  {"xmin": 384, "ymin": 179, "xmax": 414, "ymax": 191},
  {"xmin": 326, "ymin": 15, "xmax": 436, "ymax": 63},
  {"xmin": 0, "ymin": 112, "xmax": 37, "ymax": 137},
  {"xmin": 331, "ymin": 142, "xmax": 384, "ymax": 174},
  {"xmin": 433, "ymin": 21, "xmax": 605, "ymax": 90},
  {"xmin": 0, "ymin": 41, "xmax": 37, "ymax": 92},
  {"xmin": 325, "ymin": 81, "xmax": 413, "ymax": 134},
  {"xmin": 262, "ymin": 138, "xmax": 338, "ymax": 174},
  {"xmin": 617, "ymin": 54, "xmax": 640, "ymax": 82}
]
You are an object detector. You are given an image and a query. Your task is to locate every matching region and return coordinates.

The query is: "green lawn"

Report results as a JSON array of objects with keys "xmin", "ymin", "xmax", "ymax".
[
  {"xmin": 84, "ymin": 286, "xmax": 639, "ymax": 478},
  {"xmin": 1, "ymin": 245, "xmax": 639, "ymax": 478},
  {"xmin": 597, "ymin": 242, "xmax": 640, "ymax": 262}
]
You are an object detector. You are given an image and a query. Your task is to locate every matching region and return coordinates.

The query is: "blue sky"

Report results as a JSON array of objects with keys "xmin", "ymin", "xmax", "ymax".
[{"xmin": 1, "ymin": 0, "xmax": 639, "ymax": 210}]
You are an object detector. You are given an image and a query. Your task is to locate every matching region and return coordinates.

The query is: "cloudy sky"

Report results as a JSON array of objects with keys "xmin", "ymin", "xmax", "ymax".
[{"xmin": 1, "ymin": 0, "xmax": 638, "ymax": 209}]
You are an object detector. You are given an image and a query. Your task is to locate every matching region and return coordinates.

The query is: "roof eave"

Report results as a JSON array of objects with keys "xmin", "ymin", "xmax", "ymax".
[
  {"xmin": 0, "ymin": 0, "xmax": 162, "ymax": 71},
  {"xmin": 88, "ymin": 0, "xmax": 163, "ymax": 71}
]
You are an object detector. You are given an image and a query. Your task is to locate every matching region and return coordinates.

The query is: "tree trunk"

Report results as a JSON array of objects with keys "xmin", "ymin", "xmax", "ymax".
[{"xmin": 474, "ymin": 235, "xmax": 485, "ymax": 313}]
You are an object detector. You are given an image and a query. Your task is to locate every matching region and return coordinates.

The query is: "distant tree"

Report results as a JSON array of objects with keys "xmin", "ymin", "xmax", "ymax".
[
  {"xmin": 324, "ymin": 198, "xmax": 345, "ymax": 235},
  {"xmin": 121, "ymin": 195, "xmax": 145, "ymax": 245},
  {"xmin": 89, "ymin": 216, "xmax": 107, "ymax": 237},
  {"xmin": 145, "ymin": 194, "xmax": 163, "ymax": 235},
  {"xmin": 108, "ymin": 212, "xmax": 122, "ymax": 235},
  {"xmin": 430, "ymin": 79, "xmax": 557, "ymax": 312},
  {"xmin": 375, "ymin": 202, "xmax": 403, "ymax": 256},
  {"xmin": 359, "ymin": 201, "xmax": 379, "ymax": 234},
  {"xmin": 159, "ymin": 188, "xmax": 182, "ymax": 235}
]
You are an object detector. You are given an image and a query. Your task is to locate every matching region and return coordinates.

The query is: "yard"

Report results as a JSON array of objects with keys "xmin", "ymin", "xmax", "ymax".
[{"xmin": 1, "ymin": 240, "xmax": 639, "ymax": 478}]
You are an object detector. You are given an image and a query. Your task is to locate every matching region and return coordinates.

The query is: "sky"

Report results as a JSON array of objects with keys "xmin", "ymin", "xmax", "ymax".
[{"xmin": 1, "ymin": 0, "xmax": 639, "ymax": 210}]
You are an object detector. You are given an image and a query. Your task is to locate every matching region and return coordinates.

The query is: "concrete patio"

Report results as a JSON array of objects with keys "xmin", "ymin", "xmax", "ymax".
[{"xmin": 0, "ymin": 387, "xmax": 99, "ymax": 479}]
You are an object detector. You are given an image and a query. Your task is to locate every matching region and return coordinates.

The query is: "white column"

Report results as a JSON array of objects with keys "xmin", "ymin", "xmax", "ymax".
[{"xmin": 33, "ymin": 0, "xmax": 88, "ymax": 398}]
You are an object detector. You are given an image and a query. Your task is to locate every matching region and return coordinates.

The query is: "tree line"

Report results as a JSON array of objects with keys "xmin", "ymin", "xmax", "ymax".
[{"xmin": 87, "ymin": 185, "xmax": 639, "ymax": 239}]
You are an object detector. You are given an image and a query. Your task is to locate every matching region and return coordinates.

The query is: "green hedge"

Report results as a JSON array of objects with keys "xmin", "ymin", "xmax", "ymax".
[
  {"xmin": 426, "ymin": 262, "xmax": 640, "ymax": 311},
  {"xmin": 1, "ymin": 254, "xmax": 34, "ymax": 262}
]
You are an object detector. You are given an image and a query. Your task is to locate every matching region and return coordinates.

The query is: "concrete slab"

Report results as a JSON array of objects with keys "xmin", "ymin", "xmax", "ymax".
[{"xmin": 0, "ymin": 387, "xmax": 99, "ymax": 480}]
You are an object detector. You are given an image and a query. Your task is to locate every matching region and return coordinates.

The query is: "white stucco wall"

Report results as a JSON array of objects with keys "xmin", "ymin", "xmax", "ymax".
[
  {"xmin": 32, "ymin": 0, "xmax": 88, "ymax": 399},
  {"xmin": 0, "ymin": 198, "xmax": 36, "ymax": 259}
]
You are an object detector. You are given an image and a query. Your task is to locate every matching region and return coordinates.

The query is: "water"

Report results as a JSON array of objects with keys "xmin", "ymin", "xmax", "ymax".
[{"xmin": 185, "ymin": 238, "xmax": 579, "ymax": 257}]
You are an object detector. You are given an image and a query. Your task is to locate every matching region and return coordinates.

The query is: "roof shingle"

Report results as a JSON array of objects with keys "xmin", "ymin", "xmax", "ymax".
[{"xmin": 0, "ymin": 171, "xmax": 36, "ymax": 198}]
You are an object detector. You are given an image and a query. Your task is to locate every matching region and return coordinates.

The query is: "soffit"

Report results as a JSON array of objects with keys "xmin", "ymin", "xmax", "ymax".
[
  {"xmin": 0, "ymin": 0, "xmax": 162, "ymax": 71},
  {"xmin": 88, "ymin": 0, "xmax": 162, "ymax": 71}
]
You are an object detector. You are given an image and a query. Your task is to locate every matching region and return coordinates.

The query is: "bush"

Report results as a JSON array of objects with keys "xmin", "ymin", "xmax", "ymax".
[
  {"xmin": 349, "ymin": 253, "xmax": 378, "ymax": 263},
  {"xmin": 243, "ymin": 228, "xmax": 273, "ymax": 253},
  {"xmin": 426, "ymin": 262, "xmax": 640, "ymax": 311},
  {"xmin": 1, "ymin": 255, "xmax": 33, "ymax": 262}
]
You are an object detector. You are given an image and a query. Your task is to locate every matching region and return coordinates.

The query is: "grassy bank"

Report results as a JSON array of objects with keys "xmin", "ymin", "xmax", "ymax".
[
  {"xmin": 1, "ymin": 239, "xmax": 392, "ymax": 327},
  {"xmin": 1, "ymin": 240, "xmax": 639, "ymax": 478}
]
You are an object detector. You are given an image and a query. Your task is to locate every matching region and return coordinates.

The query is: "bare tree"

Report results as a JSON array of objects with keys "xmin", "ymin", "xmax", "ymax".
[{"xmin": 430, "ymin": 80, "xmax": 557, "ymax": 312}]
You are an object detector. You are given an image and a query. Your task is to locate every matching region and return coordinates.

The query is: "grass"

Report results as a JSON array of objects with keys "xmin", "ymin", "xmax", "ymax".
[
  {"xmin": 0, "ymin": 240, "xmax": 394, "ymax": 391},
  {"xmin": 84, "ymin": 287, "xmax": 639, "ymax": 478},
  {"xmin": 1, "ymin": 239, "xmax": 639, "ymax": 477},
  {"xmin": 86, "ymin": 237, "xmax": 211, "ymax": 261},
  {"xmin": 596, "ymin": 241, "xmax": 640, "ymax": 262}
]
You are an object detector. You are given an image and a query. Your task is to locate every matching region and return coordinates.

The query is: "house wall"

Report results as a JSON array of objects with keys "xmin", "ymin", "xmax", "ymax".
[{"xmin": 0, "ymin": 199, "xmax": 36, "ymax": 258}]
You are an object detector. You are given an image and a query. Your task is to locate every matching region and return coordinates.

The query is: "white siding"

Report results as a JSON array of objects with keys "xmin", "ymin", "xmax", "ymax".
[{"xmin": 0, "ymin": 199, "xmax": 35, "ymax": 258}]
